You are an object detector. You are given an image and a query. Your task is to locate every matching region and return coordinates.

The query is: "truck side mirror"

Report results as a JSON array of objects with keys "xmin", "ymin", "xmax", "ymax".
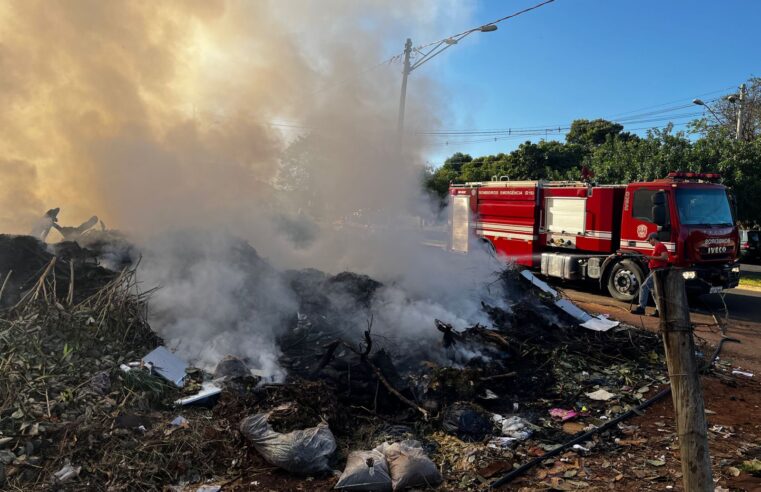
[
  {"xmin": 652, "ymin": 204, "xmax": 666, "ymax": 226},
  {"xmin": 651, "ymin": 191, "xmax": 665, "ymax": 206},
  {"xmin": 728, "ymin": 191, "xmax": 738, "ymax": 222}
]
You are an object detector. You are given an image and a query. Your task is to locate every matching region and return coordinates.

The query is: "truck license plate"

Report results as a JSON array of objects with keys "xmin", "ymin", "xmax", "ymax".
[{"xmin": 710, "ymin": 286, "xmax": 723, "ymax": 294}]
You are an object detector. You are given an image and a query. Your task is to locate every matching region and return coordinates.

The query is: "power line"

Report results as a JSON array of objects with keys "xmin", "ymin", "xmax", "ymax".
[
  {"xmin": 604, "ymin": 87, "xmax": 734, "ymax": 119},
  {"xmin": 299, "ymin": 1, "xmax": 558, "ymax": 103},
  {"xmin": 427, "ymin": 121, "xmax": 695, "ymax": 147},
  {"xmin": 305, "ymin": 54, "xmax": 403, "ymax": 99},
  {"xmin": 418, "ymin": 111, "xmax": 698, "ymax": 137},
  {"xmin": 414, "ymin": 0, "xmax": 556, "ymax": 52},
  {"xmin": 416, "ymin": 92, "xmax": 729, "ymax": 137}
]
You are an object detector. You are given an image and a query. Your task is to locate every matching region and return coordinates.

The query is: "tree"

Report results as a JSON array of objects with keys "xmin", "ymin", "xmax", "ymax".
[
  {"xmin": 425, "ymin": 108, "xmax": 761, "ymax": 224},
  {"xmin": 693, "ymin": 77, "xmax": 761, "ymax": 141},
  {"xmin": 442, "ymin": 152, "xmax": 472, "ymax": 173},
  {"xmin": 588, "ymin": 125, "xmax": 692, "ymax": 184},
  {"xmin": 423, "ymin": 152, "xmax": 473, "ymax": 200},
  {"xmin": 566, "ymin": 119, "xmax": 632, "ymax": 147}
]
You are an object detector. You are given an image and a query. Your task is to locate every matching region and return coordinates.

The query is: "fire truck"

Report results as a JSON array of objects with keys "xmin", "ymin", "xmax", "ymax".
[{"xmin": 448, "ymin": 172, "xmax": 741, "ymax": 301}]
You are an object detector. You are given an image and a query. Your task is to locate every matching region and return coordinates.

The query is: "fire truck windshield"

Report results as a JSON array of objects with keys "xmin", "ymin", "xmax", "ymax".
[{"xmin": 675, "ymin": 188, "xmax": 734, "ymax": 226}]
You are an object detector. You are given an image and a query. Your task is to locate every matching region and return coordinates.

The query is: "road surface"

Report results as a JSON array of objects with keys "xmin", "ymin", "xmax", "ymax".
[{"xmin": 558, "ymin": 282, "xmax": 761, "ymax": 374}]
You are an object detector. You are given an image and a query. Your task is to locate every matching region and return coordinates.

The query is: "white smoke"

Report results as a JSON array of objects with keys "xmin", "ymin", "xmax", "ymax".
[{"xmin": 1, "ymin": 1, "xmax": 522, "ymax": 378}]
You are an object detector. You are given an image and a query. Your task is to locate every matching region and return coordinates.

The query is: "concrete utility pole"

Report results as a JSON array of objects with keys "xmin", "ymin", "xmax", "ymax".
[
  {"xmin": 652, "ymin": 269, "xmax": 713, "ymax": 492},
  {"xmin": 396, "ymin": 38, "xmax": 413, "ymax": 143},
  {"xmin": 736, "ymin": 83, "xmax": 746, "ymax": 141},
  {"xmin": 395, "ymin": 25, "xmax": 498, "ymax": 145}
]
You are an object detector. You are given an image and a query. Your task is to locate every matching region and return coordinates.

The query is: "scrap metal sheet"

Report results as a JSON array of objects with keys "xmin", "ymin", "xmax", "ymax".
[{"xmin": 521, "ymin": 270, "xmax": 619, "ymax": 332}]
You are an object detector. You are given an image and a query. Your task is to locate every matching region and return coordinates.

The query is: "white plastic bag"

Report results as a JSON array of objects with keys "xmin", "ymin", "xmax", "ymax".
[
  {"xmin": 377, "ymin": 440, "xmax": 442, "ymax": 491},
  {"xmin": 240, "ymin": 413, "xmax": 336, "ymax": 474},
  {"xmin": 335, "ymin": 449, "xmax": 392, "ymax": 491}
]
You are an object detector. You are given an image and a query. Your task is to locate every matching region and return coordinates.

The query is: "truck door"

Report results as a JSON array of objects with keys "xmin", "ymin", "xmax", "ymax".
[{"xmin": 621, "ymin": 187, "xmax": 672, "ymax": 253}]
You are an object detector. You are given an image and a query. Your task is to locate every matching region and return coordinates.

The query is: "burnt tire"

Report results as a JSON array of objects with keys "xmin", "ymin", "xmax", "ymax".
[{"xmin": 606, "ymin": 259, "xmax": 644, "ymax": 302}]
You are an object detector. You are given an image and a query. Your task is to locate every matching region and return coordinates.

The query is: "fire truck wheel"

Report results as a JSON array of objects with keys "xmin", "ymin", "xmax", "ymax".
[{"xmin": 606, "ymin": 259, "xmax": 644, "ymax": 302}]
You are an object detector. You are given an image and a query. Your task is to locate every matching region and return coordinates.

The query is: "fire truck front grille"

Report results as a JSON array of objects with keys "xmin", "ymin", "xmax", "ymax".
[{"xmin": 698, "ymin": 247, "xmax": 734, "ymax": 261}]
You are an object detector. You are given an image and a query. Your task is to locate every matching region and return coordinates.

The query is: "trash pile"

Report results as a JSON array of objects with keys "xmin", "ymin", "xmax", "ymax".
[{"xmin": 0, "ymin": 233, "xmax": 679, "ymax": 490}]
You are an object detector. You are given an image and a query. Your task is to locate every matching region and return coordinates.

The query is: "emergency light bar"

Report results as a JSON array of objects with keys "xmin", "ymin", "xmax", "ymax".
[{"xmin": 666, "ymin": 171, "xmax": 721, "ymax": 182}]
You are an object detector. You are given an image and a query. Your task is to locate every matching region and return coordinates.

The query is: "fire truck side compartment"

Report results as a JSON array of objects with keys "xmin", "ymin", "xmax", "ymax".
[
  {"xmin": 473, "ymin": 182, "xmax": 539, "ymax": 267},
  {"xmin": 450, "ymin": 195, "xmax": 471, "ymax": 253},
  {"xmin": 540, "ymin": 253, "xmax": 585, "ymax": 280}
]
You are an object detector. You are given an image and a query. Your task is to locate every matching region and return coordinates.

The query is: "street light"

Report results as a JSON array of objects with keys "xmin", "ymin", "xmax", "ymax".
[
  {"xmin": 692, "ymin": 98, "xmax": 725, "ymax": 125},
  {"xmin": 397, "ymin": 26, "xmax": 498, "ymax": 140},
  {"xmin": 725, "ymin": 83, "xmax": 747, "ymax": 141}
]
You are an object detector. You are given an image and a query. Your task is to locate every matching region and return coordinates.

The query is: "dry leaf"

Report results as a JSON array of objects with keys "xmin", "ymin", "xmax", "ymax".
[
  {"xmin": 616, "ymin": 438, "xmax": 647, "ymax": 446},
  {"xmin": 562, "ymin": 422, "xmax": 585, "ymax": 434}
]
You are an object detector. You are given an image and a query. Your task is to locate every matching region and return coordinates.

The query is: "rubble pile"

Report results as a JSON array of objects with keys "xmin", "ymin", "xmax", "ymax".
[
  {"xmin": 0, "ymin": 234, "xmax": 117, "ymax": 309},
  {"xmin": 0, "ymin": 234, "xmax": 685, "ymax": 490}
]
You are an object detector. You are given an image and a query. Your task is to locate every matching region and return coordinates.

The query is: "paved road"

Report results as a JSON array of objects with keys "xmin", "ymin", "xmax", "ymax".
[
  {"xmin": 741, "ymin": 262, "xmax": 761, "ymax": 273},
  {"xmin": 559, "ymin": 282, "xmax": 761, "ymax": 373},
  {"xmin": 558, "ymin": 282, "xmax": 760, "ymax": 321},
  {"xmin": 695, "ymin": 287, "xmax": 761, "ymax": 322}
]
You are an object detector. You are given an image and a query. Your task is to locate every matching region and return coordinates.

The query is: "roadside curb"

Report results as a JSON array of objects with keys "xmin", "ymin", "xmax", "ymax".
[{"xmin": 736, "ymin": 284, "xmax": 761, "ymax": 293}]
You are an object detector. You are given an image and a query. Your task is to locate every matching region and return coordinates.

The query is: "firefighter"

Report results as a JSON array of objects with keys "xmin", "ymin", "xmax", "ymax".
[{"xmin": 631, "ymin": 232, "xmax": 669, "ymax": 316}]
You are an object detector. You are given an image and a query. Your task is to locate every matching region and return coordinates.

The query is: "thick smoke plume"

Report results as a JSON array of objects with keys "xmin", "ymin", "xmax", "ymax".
[
  {"xmin": 1, "ymin": 1, "xmax": 511, "ymax": 377},
  {"xmin": 0, "ymin": 0, "xmax": 465, "ymax": 232}
]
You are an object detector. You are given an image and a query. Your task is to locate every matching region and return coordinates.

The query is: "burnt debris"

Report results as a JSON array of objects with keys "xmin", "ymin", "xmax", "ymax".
[{"xmin": 0, "ymin": 232, "xmax": 680, "ymax": 490}]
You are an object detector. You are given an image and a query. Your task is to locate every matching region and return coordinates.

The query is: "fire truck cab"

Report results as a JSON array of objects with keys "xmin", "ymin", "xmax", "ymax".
[{"xmin": 449, "ymin": 172, "xmax": 741, "ymax": 301}]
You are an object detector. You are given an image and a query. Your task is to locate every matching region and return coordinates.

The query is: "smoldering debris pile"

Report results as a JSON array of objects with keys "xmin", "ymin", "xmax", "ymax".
[
  {"xmin": 0, "ymin": 234, "xmax": 684, "ymax": 491},
  {"xmin": 0, "ymin": 235, "xmax": 118, "ymax": 309}
]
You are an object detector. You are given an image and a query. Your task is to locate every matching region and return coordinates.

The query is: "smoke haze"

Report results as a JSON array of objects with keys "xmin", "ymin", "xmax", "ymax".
[
  {"xmin": 1, "ymin": 1, "xmax": 512, "ymax": 377},
  {"xmin": 0, "ymin": 0, "xmax": 468, "ymax": 234}
]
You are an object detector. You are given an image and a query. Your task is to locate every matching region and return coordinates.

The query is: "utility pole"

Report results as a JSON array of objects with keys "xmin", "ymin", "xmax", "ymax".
[
  {"xmin": 736, "ymin": 83, "xmax": 746, "ymax": 141},
  {"xmin": 652, "ymin": 269, "xmax": 713, "ymax": 492},
  {"xmin": 397, "ymin": 38, "xmax": 413, "ymax": 144}
]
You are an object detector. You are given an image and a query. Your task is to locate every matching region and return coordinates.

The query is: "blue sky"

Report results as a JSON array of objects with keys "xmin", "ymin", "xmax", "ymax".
[{"xmin": 411, "ymin": 0, "xmax": 761, "ymax": 164}]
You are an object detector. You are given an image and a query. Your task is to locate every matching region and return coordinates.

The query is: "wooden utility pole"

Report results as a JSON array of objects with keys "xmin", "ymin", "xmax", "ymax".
[{"xmin": 652, "ymin": 269, "xmax": 713, "ymax": 491}]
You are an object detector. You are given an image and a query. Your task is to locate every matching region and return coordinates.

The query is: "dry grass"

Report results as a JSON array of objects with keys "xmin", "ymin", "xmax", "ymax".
[{"xmin": 739, "ymin": 271, "xmax": 761, "ymax": 289}]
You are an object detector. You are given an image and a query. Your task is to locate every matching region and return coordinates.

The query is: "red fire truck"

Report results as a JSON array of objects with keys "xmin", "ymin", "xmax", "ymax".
[{"xmin": 448, "ymin": 172, "xmax": 741, "ymax": 301}]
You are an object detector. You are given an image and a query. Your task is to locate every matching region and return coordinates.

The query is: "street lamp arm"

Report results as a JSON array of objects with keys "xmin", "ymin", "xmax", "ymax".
[
  {"xmin": 409, "ymin": 32, "xmax": 474, "ymax": 72},
  {"xmin": 704, "ymin": 106, "xmax": 726, "ymax": 126},
  {"xmin": 693, "ymin": 98, "xmax": 726, "ymax": 126},
  {"xmin": 396, "ymin": 0, "xmax": 557, "ymax": 139}
]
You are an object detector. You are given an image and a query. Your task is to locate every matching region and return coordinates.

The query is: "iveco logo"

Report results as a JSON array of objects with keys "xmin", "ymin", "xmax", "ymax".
[{"xmin": 707, "ymin": 246, "xmax": 727, "ymax": 254}]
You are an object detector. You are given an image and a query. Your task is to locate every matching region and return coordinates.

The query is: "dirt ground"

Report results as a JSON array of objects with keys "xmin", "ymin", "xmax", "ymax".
[
  {"xmin": 218, "ymin": 286, "xmax": 761, "ymax": 492},
  {"xmin": 527, "ymin": 285, "xmax": 761, "ymax": 492}
]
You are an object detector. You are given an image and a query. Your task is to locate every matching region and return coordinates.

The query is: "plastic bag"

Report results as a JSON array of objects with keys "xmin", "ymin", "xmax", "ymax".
[
  {"xmin": 335, "ymin": 449, "xmax": 392, "ymax": 491},
  {"xmin": 441, "ymin": 402, "xmax": 493, "ymax": 441},
  {"xmin": 377, "ymin": 440, "xmax": 442, "ymax": 491},
  {"xmin": 492, "ymin": 415, "xmax": 533, "ymax": 441},
  {"xmin": 239, "ymin": 413, "xmax": 336, "ymax": 474}
]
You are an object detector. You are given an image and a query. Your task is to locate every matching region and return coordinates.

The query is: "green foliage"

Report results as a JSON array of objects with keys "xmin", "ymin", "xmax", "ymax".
[
  {"xmin": 423, "ymin": 152, "xmax": 473, "ymax": 199},
  {"xmin": 425, "ymin": 114, "xmax": 761, "ymax": 223},
  {"xmin": 566, "ymin": 118, "xmax": 631, "ymax": 147}
]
